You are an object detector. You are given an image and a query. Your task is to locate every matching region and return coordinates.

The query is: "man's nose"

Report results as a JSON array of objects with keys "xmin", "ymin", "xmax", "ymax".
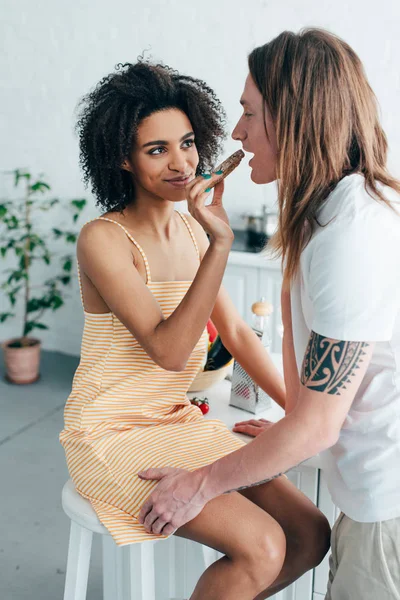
[{"xmin": 232, "ymin": 119, "xmax": 245, "ymax": 142}]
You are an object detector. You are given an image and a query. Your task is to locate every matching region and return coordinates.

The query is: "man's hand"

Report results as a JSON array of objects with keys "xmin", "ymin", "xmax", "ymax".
[
  {"xmin": 137, "ymin": 467, "xmax": 211, "ymax": 536},
  {"xmin": 232, "ymin": 418, "xmax": 275, "ymax": 437}
]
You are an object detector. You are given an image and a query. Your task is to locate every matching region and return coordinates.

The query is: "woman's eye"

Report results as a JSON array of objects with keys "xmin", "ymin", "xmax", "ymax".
[
  {"xmin": 244, "ymin": 113, "xmax": 253, "ymax": 118},
  {"xmin": 182, "ymin": 139, "xmax": 195, "ymax": 148},
  {"xmin": 148, "ymin": 147, "xmax": 165, "ymax": 155}
]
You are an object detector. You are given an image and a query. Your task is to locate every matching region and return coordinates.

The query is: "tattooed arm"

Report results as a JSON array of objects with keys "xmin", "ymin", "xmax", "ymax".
[
  {"xmin": 198, "ymin": 331, "xmax": 374, "ymax": 497},
  {"xmin": 137, "ymin": 331, "xmax": 374, "ymax": 534}
]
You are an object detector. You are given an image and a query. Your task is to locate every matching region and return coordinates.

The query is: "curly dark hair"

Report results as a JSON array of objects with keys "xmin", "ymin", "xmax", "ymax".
[{"xmin": 75, "ymin": 60, "xmax": 227, "ymax": 212}]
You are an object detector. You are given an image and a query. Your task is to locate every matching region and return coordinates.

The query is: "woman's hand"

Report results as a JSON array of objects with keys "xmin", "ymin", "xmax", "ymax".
[
  {"xmin": 186, "ymin": 175, "xmax": 233, "ymax": 246},
  {"xmin": 137, "ymin": 467, "xmax": 210, "ymax": 536},
  {"xmin": 232, "ymin": 418, "xmax": 275, "ymax": 437}
]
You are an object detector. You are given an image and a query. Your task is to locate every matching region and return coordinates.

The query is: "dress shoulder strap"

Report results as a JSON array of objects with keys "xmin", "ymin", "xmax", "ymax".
[
  {"xmin": 97, "ymin": 217, "xmax": 152, "ymax": 283},
  {"xmin": 176, "ymin": 211, "xmax": 201, "ymax": 260}
]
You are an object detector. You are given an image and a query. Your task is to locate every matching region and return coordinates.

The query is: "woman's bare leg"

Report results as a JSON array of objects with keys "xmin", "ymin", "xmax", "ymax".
[
  {"xmin": 175, "ymin": 490, "xmax": 286, "ymax": 600},
  {"xmin": 239, "ymin": 475, "xmax": 331, "ymax": 599}
]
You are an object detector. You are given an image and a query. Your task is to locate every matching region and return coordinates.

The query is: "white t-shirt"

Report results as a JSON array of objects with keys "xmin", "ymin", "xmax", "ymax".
[{"xmin": 291, "ymin": 173, "xmax": 400, "ymax": 523}]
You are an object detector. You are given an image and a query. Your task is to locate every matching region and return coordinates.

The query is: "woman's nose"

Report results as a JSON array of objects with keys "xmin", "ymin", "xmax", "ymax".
[{"xmin": 168, "ymin": 150, "xmax": 188, "ymax": 172}]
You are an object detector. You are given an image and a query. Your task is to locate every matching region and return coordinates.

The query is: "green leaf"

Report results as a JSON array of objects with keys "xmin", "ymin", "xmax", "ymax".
[
  {"xmin": 63, "ymin": 258, "xmax": 72, "ymax": 272},
  {"xmin": 30, "ymin": 181, "xmax": 51, "ymax": 193},
  {"xmin": 71, "ymin": 199, "xmax": 86, "ymax": 211},
  {"xmin": 66, "ymin": 233, "xmax": 77, "ymax": 243},
  {"xmin": 19, "ymin": 254, "xmax": 29, "ymax": 271},
  {"xmin": 25, "ymin": 322, "xmax": 48, "ymax": 335},
  {"xmin": 0, "ymin": 204, "xmax": 7, "ymax": 219},
  {"xmin": 14, "ymin": 169, "xmax": 31, "ymax": 187},
  {"xmin": 52, "ymin": 228, "xmax": 62, "ymax": 238},
  {"xmin": 51, "ymin": 296, "xmax": 64, "ymax": 310},
  {"xmin": 0, "ymin": 312, "xmax": 15, "ymax": 323},
  {"xmin": 8, "ymin": 285, "xmax": 22, "ymax": 306},
  {"xmin": 7, "ymin": 270, "xmax": 25, "ymax": 285},
  {"xmin": 60, "ymin": 275, "xmax": 71, "ymax": 285},
  {"xmin": 5, "ymin": 215, "xmax": 19, "ymax": 230},
  {"xmin": 27, "ymin": 298, "xmax": 43, "ymax": 313}
]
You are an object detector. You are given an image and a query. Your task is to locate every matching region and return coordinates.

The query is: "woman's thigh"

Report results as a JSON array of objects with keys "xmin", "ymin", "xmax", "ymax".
[{"xmin": 175, "ymin": 489, "xmax": 286, "ymax": 561}]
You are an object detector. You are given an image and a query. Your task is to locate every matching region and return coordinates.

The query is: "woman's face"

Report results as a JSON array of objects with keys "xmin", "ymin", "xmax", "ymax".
[
  {"xmin": 126, "ymin": 108, "xmax": 199, "ymax": 201},
  {"xmin": 232, "ymin": 74, "xmax": 278, "ymax": 184}
]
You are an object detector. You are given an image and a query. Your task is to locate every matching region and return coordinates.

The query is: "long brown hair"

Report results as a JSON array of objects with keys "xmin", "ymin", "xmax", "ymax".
[{"xmin": 249, "ymin": 28, "xmax": 400, "ymax": 280}]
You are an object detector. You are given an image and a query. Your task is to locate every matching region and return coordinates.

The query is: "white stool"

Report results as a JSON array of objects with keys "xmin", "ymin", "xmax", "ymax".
[{"xmin": 62, "ymin": 479, "xmax": 218, "ymax": 600}]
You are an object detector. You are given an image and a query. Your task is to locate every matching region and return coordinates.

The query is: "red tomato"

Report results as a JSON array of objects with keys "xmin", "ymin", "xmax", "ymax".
[{"xmin": 199, "ymin": 403, "xmax": 209, "ymax": 415}]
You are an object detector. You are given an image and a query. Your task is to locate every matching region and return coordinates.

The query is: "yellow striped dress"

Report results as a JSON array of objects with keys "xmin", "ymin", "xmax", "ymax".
[{"xmin": 60, "ymin": 212, "xmax": 245, "ymax": 546}]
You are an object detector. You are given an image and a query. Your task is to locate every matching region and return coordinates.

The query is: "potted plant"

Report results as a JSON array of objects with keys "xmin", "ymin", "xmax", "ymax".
[{"xmin": 0, "ymin": 169, "xmax": 86, "ymax": 384}]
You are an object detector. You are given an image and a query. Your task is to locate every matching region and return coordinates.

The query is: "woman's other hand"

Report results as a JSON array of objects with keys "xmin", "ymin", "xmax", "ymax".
[{"xmin": 232, "ymin": 418, "xmax": 275, "ymax": 437}]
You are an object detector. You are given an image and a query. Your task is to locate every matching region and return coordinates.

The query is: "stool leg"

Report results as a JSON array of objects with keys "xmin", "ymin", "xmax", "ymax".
[
  {"xmin": 102, "ymin": 535, "xmax": 118, "ymax": 600},
  {"xmin": 118, "ymin": 541, "xmax": 156, "ymax": 600},
  {"xmin": 63, "ymin": 521, "xmax": 93, "ymax": 600}
]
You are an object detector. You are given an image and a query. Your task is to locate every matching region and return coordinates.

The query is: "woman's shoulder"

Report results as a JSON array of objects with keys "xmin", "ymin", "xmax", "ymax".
[{"xmin": 77, "ymin": 217, "xmax": 132, "ymax": 259}]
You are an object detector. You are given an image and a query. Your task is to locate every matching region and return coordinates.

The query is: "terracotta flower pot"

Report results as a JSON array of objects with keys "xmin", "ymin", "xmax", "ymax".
[{"xmin": 2, "ymin": 338, "xmax": 41, "ymax": 384}]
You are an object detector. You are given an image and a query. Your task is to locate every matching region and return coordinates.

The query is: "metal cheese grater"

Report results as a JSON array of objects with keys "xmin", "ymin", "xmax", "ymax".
[{"xmin": 229, "ymin": 299, "xmax": 273, "ymax": 414}]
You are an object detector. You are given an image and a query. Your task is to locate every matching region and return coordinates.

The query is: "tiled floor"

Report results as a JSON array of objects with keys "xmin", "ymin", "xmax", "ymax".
[{"xmin": 0, "ymin": 351, "xmax": 103, "ymax": 600}]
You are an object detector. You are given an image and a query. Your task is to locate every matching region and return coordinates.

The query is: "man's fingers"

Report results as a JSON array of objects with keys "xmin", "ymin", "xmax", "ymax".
[
  {"xmin": 234, "ymin": 419, "xmax": 264, "ymax": 427},
  {"xmin": 138, "ymin": 499, "xmax": 152, "ymax": 524},
  {"xmin": 144, "ymin": 509, "xmax": 160, "ymax": 533},
  {"xmin": 151, "ymin": 518, "xmax": 165, "ymax": 535},
  {"xmin": 138, "ymin": 468, "xmax": 170, "ymax": 480},
  {"xmin": 162, "ymin": 523, "xmax": 177, "ymax": 537},
  {"xmin": 232, "ymin": 424, "xmax": 262, "ymax": 437}
]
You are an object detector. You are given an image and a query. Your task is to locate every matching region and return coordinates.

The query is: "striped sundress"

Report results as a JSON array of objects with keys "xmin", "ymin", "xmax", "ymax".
[{"xmin": 60, "ymin": 212, "xmax": 245, "ymax": 546}]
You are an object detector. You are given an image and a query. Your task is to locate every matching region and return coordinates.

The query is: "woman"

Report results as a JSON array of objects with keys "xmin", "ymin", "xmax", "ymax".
[
  {"xmin": 139, "ymin": 29, "xmax": 400, "ymax": 600},
  {"xmin": 60, "ymin": 61, "xmax": 330, "ymax": 599}
]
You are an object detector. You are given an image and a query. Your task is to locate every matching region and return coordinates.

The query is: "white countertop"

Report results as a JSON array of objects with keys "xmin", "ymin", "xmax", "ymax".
[
  {"xmin": 227, "ymin": 249, "xmax": 282, "ymax": 269},
  {"xmin": 188, "ymin": 352, "xmax": 322, "ymax": 471}
]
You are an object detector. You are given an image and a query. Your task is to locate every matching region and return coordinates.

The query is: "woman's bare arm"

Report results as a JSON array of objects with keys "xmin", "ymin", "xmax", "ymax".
[
  {"xmin": 186, "ymin": 214, "xmax": 286, "ymax": 408},
  {"xmin": 78, "ymin": 218, "xmax": 230, "ymax": 372}
]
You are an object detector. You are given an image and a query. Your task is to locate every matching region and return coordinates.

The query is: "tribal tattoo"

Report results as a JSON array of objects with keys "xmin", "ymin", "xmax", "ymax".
[{"xmin": 301, "ymin": 331, "xmax": 370, "ymax": 395}]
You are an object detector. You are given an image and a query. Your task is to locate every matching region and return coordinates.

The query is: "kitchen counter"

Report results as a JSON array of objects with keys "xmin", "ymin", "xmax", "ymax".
[{"xmin": 228, "ymin": 249, "xmax": 281, "ymax": 269}]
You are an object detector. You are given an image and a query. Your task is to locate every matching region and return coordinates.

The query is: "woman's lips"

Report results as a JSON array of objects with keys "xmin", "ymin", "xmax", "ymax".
[{"xmin": 165, "ymin": 176, "xmax": 192, "ymax": 188}]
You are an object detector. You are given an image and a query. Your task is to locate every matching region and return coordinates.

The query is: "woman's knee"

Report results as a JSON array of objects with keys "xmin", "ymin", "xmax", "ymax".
[
  {"xmin": 292, "ymin": 512, "xmax": 331, "ymax": 571},
  {"xmin": 239, "ymin": 520, "xmax": 286, "ymax": 592}
]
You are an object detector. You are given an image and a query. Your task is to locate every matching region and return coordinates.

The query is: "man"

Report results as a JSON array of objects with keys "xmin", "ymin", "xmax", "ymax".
[{"xmin": 138, "ymin": 29, "xmax": 400, "ymax": 599}]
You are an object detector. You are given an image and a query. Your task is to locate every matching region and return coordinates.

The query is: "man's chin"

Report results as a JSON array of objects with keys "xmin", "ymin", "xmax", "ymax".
[{"xmin": 250, "ymin": 168, "xmax": 276, "ymax": 185}]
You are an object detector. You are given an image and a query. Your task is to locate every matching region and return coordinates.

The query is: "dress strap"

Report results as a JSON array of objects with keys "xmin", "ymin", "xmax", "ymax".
[
  {"xmin": 176, "ymin": 212, "xmax": 201, "ymax": 260},
  {"xmin": 76, "ymin": 260, "xmax": 85, "ymax": 310},
  {"xmin": 97, "ymin": 217, "xmax": 152, "ymax": 284}
]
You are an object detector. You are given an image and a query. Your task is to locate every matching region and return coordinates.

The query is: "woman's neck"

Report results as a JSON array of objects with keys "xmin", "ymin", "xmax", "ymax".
[{"xmin": 117, "ymin": 190, "xmax": 178, "ymax": 240}]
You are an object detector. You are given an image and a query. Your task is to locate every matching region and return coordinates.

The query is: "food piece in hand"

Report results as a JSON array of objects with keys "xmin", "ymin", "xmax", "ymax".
[
  {"xmin": 206, "ymin": 150, "xmax": 245, "ymax": 190},
  {"xmin": 190, "ymin": 396, "xmax": 210, "ymax": 415},
  {"xmin": 204, "ymin": 335, "xmax": 233, "ymax": 371}
]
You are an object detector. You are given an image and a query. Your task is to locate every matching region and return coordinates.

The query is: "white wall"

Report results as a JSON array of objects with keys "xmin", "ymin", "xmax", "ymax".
[{"xmin": 1, "ymin": 0, "xmax": 400, "ymax": 355}]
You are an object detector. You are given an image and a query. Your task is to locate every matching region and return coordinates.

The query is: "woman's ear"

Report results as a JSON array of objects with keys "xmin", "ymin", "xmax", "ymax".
[{"xmin": 121, "ymin": 159, "xmax": 133, "ymax": 173}]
